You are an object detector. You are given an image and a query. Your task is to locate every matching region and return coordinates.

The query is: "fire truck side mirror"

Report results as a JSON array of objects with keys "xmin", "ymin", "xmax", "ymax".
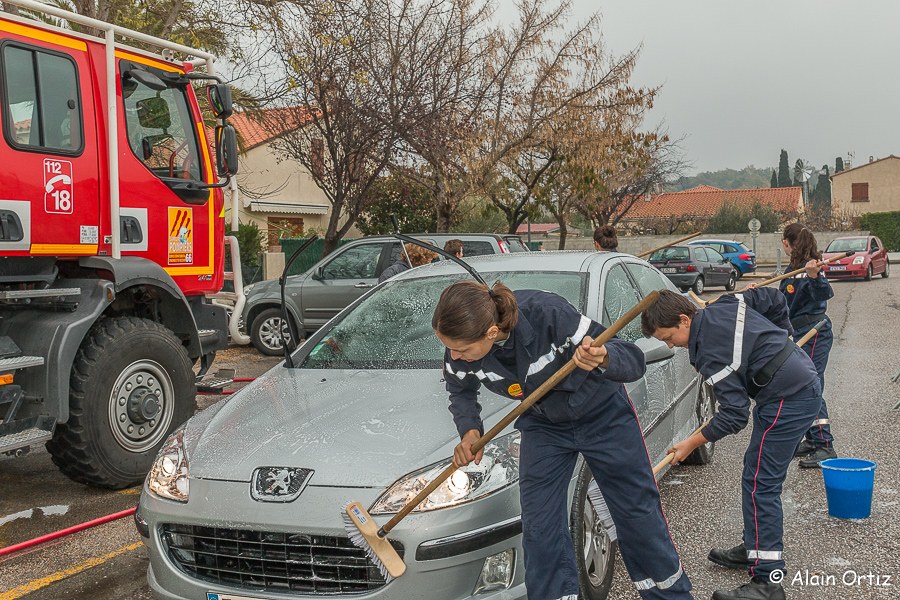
[
  {"xmin": 123, "ymin": 67, "xmax": 167, "ymax": 92},
  {"xmin": 206, "ymin": 84, "xmax": 233, "ymax": 120},
  {"xmin": 215, "ymin": 124, "xmax": 239, "ymax": 178}
]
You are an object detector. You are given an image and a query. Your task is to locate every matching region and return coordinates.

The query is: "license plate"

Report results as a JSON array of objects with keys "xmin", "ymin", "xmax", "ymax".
[
  {"xmin": 208, "ymin": 593, "xmax": 268, "ymax": 600},
  {"xmin": 829, "ymin": 266, "xmax": 846, "ymax": 271},
  {"xmin": 661, "ymin": 268, "xmax": 677, "ymax": 273}
]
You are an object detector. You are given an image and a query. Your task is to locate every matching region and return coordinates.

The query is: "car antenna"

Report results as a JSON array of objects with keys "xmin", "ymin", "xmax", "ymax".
[
  {"xmin": 279, "ymin": 234, "xmax": 319, "ymax": 368},
  {"xmin": 389, "ymin": 214, "xmax": 487, "ymax": 286}
]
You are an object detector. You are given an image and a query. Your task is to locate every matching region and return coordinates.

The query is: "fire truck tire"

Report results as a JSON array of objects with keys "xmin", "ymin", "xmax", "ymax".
[{"xmin": 46, "ymin": 317, "xmax": 196, "ymax": 489}]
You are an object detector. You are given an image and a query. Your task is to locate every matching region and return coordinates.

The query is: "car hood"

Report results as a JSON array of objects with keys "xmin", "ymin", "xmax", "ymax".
[{"xmin": 184, "ymin": 366, "xmax": 515, "ymax": 488}]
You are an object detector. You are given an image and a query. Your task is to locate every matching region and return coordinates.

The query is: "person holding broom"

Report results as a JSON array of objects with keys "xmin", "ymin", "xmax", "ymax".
[
  {"xmin": 642, "ymin": 289, "xmax": 822, "ymax": 600},
  {"xmin": 433, "ymin": 280, "xmax": 693, "ymax": 600}
]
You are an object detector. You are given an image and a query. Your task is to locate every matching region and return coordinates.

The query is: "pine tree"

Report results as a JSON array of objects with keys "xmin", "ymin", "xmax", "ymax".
[
  {"xmin": 770, "ymin": 170, "xmax": 778, "ymax": 188},
  {"xmin": 835, "ymin": 157, "xmax": 844, "ymax": 173},
  {"xmin": 777, "ymin": 149, "xmax": 792, "ymax": 187},
  {"xmin": 813, "ymin": 166, "xmax": 831, "ymax": 208}
]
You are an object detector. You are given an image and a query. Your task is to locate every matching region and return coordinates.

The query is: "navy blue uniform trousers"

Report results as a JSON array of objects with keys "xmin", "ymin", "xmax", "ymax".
[
  {"xmin": 796, "ymin": 320, "xmax": 834, "ymax": 448},
  {"xmin": 517, "ymin": 387, "xmax": 692, "ymax": 600},
  {"xmin": 742, "ymin": 384, "xmax": 822, "ymax": 579}
]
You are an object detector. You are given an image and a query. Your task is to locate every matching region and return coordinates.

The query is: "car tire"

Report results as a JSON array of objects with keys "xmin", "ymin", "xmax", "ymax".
[
  {"xmin": 682, "ymin": 382, "xmax": 716, "ymax": 465},
  {"xmin": 46, "ymin": 318, "xmax": 195, "ymax": 489},
  {"xmin": 570, "ymin": 462, "xmax": 617, "ymax": 600},
  {"xmin": 732, "ymin": 265, "xmax": 742, "ymax": 280},
  {"xmin": 691, "ymin": 276, "xmax": 704, "ymax": 295},
  {"xmin": 865, "ymin": 263, "xmax": 873, "ymax": 281},
  {"xmin": 724, "ymin": 272, "xmax": 736, "ymax": 291},
  {"xmin": 250, "ymin": 308, "xmax": 300, "ymax": 356},
  {"xmin": 882, "ymin": 260, "xmax": 890, "ymax": 278}
]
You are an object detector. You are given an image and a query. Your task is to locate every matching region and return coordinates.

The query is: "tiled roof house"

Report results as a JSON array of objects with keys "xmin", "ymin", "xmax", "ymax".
[
  {"xmin": 620, "ymin": 185, "xmax": 803, "ymax": 224},
  {"xmin": 830, "ymin": 155, "xmax": 900, "ymax": 216}
]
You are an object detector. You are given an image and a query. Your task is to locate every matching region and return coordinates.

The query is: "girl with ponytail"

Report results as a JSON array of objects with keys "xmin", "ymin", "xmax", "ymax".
[
  {"xmin": 780, "ymin": 223, "xmax": 838, "ymax": 466},
  {"xmin": 433, "ymin": 280, "xmax": 693, "ymax": 600}
]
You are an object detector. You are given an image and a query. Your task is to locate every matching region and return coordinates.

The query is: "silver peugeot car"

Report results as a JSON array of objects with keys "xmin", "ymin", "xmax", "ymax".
[{"xmin": 137, "ymin": 251, "xmax": 715, "ymax": 600}]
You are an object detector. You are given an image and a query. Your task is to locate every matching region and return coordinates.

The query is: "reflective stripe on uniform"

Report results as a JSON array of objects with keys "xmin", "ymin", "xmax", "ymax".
[
  {"xmin": 527, "ymin": 344, "xmax": 559, "ymax": 377},
  {"xmin": 706, "ymin": 293, "xmax": 747, "ymax": 386},
  {"xmin": 445, "ymin": 363, "xmax": 504, "ymax": 382},
  {"xmin": 552, "ymin": 596, "xmax": 578, "ymax": 600},
  {"xmin": 571, "ymin": 314, "xmax": 591, "ymax": 345},
  {"xmin": 812, "ymin": 419, "xmax": 829, "ymax": 426},
  {"xmin": 748, "ymin": 550, "xmax": 782, "ymax": 561},
  {"xmin": 633, "ymin": 563, "xmax": 684, "ymax": 590}
]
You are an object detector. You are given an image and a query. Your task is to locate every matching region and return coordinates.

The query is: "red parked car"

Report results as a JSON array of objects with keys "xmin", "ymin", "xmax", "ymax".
[{"xmin": 822, "ymin": 236, "xmax": 890, "ymax": 280}]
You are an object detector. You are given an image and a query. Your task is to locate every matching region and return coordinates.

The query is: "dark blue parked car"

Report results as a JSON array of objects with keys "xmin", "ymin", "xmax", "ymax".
[{"xmin": 688, "ymin": 239, "xmax": 756, "ymax": 278}]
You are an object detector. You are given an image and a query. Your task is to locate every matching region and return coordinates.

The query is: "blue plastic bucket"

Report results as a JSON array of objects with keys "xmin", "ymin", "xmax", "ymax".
[{"xmin": 820, "ymin": 458, "xmax": 877, "ymax": 519}]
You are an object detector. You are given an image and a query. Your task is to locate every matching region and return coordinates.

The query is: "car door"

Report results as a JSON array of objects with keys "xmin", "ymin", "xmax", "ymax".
[
  {"xmin": 692, "ymin": 247, "xmax": 714, "ymax": 284},
  {"xmin": 299, "ymin": 241, "xmax": 387, "ymax": 329},
  {"xmin": 704, "ymin": 247, "xmax": 731, "ymax": 285},
  {"xmin": 869, "ymin": 237, "xmax": 884, "ymax": 273}
]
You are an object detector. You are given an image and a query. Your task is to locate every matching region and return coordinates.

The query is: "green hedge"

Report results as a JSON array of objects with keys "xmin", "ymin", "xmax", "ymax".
[
  {"xmin": 858, "ymin": 212, "xmax": 900, "ymax": 252},
  {"xmin": 280, "ymin": 238, "xmax": 355, "ymax": 276}
]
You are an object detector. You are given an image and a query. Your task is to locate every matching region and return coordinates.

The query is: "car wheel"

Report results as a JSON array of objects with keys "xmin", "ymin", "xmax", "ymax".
[
  {"xmin": 724, "ymin": 272, "xmax": 736, "ymax": 291},
  {"xmin": 882, "ymin": 260, "xmax": 890, "ymax": 279},
  {"xmin": 865, "ymin": 263, "xmax": 873, "ymax": 281},
  {"xmin": 570, "ymin": 462, "xmax": 617, "ymax": 600},
  {"xmin": 691, "ymin": 276, "xmax": 704, "ymax": 295},
  {"xmin": 250, "ymin": 308, "xmax": 299, "ymax": 356},
  {"xmin": 732, "ymin": 265, "xmax": 742, "ymax": 280},
  {"xmin": 46, "ymin": 318, "xmax": 195, "ymax": 489},
  {"xmin": 682, "ymin": 382, "xmax": 716, "ymax": 465}
]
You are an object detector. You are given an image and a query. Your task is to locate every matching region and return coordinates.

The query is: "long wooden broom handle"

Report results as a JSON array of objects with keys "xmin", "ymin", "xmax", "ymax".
[
  {"xmin": 379, "ymin": 291, "xmax": 661, "ymax": 536},
  {"xmin": 651, "ymin": 316, "xmax": 827, "ymax": 475},
  {"xmin": 636, "ymin": 232, "xmax": 702, "ymax": 258}
]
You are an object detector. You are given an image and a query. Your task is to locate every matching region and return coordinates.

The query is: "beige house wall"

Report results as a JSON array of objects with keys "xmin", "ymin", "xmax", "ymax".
[
  {"xmin": 831, "ymin": 157, "xmax": 900, "ymax": 217},
  {"xmin": 224, "ymin": 141, "xmax": 362, "ymax": 241}
]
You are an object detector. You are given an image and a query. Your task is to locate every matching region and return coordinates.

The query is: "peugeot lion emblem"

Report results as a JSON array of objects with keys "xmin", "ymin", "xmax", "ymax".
[{"xmin": 251, "ymin": 467, "xmax": 314, "ymax": 502}]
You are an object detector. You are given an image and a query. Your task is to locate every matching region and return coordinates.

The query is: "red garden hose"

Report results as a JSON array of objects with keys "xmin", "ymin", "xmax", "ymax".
[{"xmin": 0, "ymin": 507, "xmax": 136, "ymax": 558}]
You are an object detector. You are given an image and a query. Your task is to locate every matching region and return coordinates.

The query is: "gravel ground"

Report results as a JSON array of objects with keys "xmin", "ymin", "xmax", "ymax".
[{"xmin": 608, "ymin": 276, "xmax": 900, "ymax": 599}]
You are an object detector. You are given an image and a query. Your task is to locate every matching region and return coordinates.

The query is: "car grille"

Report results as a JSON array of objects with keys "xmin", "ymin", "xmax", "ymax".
[{"xmin": 160, "ymin": 523, "xmax": 402, "ymax": 595}]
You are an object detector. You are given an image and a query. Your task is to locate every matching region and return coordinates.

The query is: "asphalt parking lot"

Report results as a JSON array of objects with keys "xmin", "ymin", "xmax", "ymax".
[{"xmin": 1, "ymin": 276, "xmax": 898, "ymax": 600}]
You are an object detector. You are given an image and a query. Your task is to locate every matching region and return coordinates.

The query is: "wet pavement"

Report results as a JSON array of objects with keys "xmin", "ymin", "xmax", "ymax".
[{"xmin": 2, "ymin": 278, "xmax": 899, "ymax": 599}]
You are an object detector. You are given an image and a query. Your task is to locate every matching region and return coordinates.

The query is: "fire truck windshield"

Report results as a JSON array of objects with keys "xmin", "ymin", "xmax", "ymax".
[{"xmin": 122, "ymin": 76, "xmax": 202, "ymax": 182}]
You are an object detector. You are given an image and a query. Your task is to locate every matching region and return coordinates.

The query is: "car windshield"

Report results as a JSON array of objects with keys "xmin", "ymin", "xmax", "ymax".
[
  {"xmin": 649, "ymin": 247, "xmax": 690, "ymax": 261},
  {"xmin": 298, "ymin": 271, "xmax": 586, "ymax": 369},
  {"xmin": 826, "ymin": 238, "xmax": 867, "ymax": 253}
]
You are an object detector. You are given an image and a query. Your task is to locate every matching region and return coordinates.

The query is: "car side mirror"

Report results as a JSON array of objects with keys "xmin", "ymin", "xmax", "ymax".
[
  {"xmin": 215, "ymin": 124, "xmax": 239, "ymax": 178},
  {"xmin": 635, "ymin": 337, "xmax": 675, "ymax": 364},
  {"xmin": 206, "ymin": 84, "xmax": 233, "ymax": 119},
  {"xmin": 311, "ymin": 267, "xmax": 324, "ymax": 280},
  {"xmin": 724, "ymin": 256, "xmax": 731, "ymax": 262}
]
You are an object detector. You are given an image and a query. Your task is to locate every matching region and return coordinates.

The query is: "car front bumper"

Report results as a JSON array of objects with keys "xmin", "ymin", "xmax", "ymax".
[
  {"xmin": 824, "ymin": 266, "xmax": 866, "ymax": 278},
  {"xmin": 139, "ymin": 477, "xmax": 527, "ymax": 600}
]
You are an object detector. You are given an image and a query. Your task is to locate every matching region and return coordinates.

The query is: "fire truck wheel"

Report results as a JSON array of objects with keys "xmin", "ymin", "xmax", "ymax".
[{"xmin": 46, "ymin": 317, "xmax": 196, "ymax": 489}]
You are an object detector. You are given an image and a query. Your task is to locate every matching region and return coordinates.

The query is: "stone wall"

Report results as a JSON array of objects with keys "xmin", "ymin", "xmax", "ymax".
[{"xmin": 552, "ymin": 231, "xmax": 869, "ymax": 265}]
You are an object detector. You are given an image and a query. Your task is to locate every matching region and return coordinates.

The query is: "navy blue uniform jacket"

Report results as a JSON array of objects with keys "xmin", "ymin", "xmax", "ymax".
[
  {"xmin": 443, "ymin": 290, "xmax": 646, "ymax": 438},
  {"xmin": 691, "ymin": 287, "xmax": 819, "ymax": 443},
  {"xmin": 778, "ymin": 270, "xmax": 833, "ymax": 325}
]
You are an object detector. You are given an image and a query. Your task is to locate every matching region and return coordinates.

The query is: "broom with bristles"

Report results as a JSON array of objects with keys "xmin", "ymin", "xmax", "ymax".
[{"xmin": 342, "ymin": 290, "xmax": 661, "ymax": 581}]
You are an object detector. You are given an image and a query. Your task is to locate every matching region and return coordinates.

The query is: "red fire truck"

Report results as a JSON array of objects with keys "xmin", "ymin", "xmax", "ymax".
[{"xmin": 0, "ymin": 0, "xmax": 247, "ymax": 488}]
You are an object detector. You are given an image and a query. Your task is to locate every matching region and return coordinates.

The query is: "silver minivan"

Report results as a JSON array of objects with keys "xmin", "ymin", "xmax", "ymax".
[{"xmin": 242, "ymin": 234, "xmax": 528, "ymax": 355}]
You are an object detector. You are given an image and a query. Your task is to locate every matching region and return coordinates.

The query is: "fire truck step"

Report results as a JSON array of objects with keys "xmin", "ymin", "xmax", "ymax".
[
  {"xmin": 195, "ymin": 378, "xmax": 233, "ymax": 393},
  {"xmin": 0, "ymin": 416, "xmax": 56, "ymax": 455},
  {"xmin": 0, "ymin": 356, "xmax": 45, "ymax": 373},
  {"xmin": 0, "ymin": 288, "xmax": 81, "ymax": 301}
]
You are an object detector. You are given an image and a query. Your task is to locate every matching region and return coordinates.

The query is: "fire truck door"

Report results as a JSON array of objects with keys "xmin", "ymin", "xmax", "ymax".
[{"xmin": 0, "ymin": 38, "xmax": 100, "ymax": 256}]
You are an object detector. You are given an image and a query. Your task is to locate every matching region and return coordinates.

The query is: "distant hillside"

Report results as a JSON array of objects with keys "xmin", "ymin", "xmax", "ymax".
[{"xmin": 667, "ymin": 166, "xmax": 774, "ymax": 191}]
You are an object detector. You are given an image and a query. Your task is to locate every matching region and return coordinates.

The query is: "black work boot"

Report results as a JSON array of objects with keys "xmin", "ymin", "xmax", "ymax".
[
  {"xmin": 794, "ymin": 439, "xmax": 815, "ymax": 457},
  {"xmin": 708, "ymin": 542, "xmax": 750, "ymax": 569},
  {"xmin": 712, "ymin": 577, "xmax": 786, "ymax": 600},
  {"xmin": 799, "ymin": 446, "xmax": 837, "ymax": 468}
]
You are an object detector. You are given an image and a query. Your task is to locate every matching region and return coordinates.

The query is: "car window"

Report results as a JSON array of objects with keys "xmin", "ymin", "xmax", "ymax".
[
  {"xmin": 737, "ymin": 242, "xmax": 751, "ymax": 252},
  {"xmin": 626, "ymin": 263, "xmax": 670, "ymax": 297},
  {"xmin": 503, "ymin": 237, "xmax": 528, "ymax": 252},
  {"xmin": 707, "ymin": 243, "xmax": 723, "ymax": 253},
  {"xmin": 706, "ymin": 248, "xmax": 725, "ymax": 263},
  {"xmin": 825, "ymin": 238, "xmax": 867, "ymax": 253},
  {"xmin": 463, "ymin": 241, "xmax": 494, "ymax": 256},
  {"xmin": 299, "ymin": 271, "xmax": 587, "ymax": 369},
  {"xmin": 601, "ymin": 264, "xmax": 642, "ymax": 342},
  {"xmin": 693, "ymin": 247, "xmax": 708, "ymax": 262},
  {"xmin": 724, "ymin": 244, "xmax": 738, "ymax": 254},
  {"xmin": 2, "ymin": 44, "xmax": 83, "ymax": 153},
  {"xmin": 649, "ymin": 247, "xmax": 689, "ymax": 261},
  {"xmin": 321, "ymin": 243, "xmax": 384, "ymax": 279},
  {"xmin": 870, "ymin": 238, "xmax": 879, "ymax": 251}
]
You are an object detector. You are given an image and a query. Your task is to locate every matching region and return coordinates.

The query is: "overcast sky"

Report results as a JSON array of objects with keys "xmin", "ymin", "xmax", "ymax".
[{"xmin": 561, "ymin": 0, "xmax": 900, "ymax": 175}]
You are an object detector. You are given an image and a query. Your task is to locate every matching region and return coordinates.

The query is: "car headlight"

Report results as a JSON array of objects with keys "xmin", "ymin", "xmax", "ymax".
[
  {"xmin": 243, "ymin": 284, "xmax": 255, "ymax": 294},
  {"xmin": 852, "ymin": 256, "xmax": 864, "ymax": 265},
  {"xmin": 370, "ymin": 432, "xmax": 520, "ymax": 514},
  {"xmin": 147, "ymin": 428, "xmax": 189, "ymax": 503}
]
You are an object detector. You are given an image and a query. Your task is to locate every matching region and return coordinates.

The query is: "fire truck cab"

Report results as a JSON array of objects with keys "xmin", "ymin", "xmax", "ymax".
[{"xmin": 0, "ymin": 0, "xmax": 243, "ymax": 488}]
